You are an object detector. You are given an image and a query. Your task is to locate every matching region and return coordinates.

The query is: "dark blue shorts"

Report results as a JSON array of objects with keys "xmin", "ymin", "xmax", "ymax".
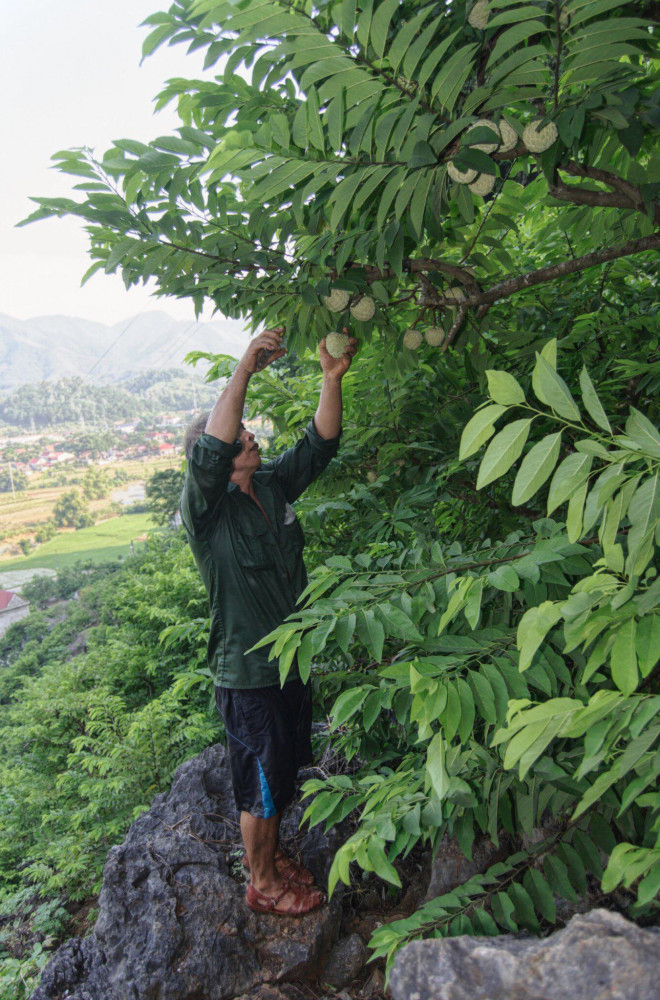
[{"xmin": 214, "ymin": 678, "xmax": 313, "ymax": 818}]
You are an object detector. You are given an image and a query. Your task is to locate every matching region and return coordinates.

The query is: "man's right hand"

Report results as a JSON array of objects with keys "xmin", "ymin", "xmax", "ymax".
[{"xmin": 238, "ymin": 327, "xmax": 286, "ymax": 375}]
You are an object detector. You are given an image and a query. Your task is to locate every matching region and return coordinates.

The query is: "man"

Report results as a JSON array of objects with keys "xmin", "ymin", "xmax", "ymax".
[{"xmin": 179, "ymin": 325, "xmax": 357, "ymax": 917}]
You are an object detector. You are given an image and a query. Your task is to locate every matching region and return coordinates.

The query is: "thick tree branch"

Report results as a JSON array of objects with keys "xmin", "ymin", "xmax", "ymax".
[{"xmin": 463, "ymin": 233, "xmax": 660, "ymax": 307}]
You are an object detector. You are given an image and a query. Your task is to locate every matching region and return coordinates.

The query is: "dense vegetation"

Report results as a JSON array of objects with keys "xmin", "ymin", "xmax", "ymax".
[
  {"xmin": 17, "ymin": 0, "xmax": 660, "ymax": 987},
  {"xmin": 0, "ymin": 370, "xmax": 219, "ymax": 429},
  {"xmin": 0, "ymin": 541, "xmax": 220, "ymax": 995}
]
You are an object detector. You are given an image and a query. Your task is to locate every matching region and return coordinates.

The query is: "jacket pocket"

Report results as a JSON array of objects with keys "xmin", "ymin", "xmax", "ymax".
[{"xmin": 234, "ymin": 518, "xmax": 274, "ymax": 570}]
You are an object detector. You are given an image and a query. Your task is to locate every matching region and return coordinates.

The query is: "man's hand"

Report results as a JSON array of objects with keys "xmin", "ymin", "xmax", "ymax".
[
  {"xmin": 319, "ymin": 328, "xmax": 359, "ymax": 381},
  {"xmin": 238, "ymin": 327, "xmax": 286, "ymax": 375}
]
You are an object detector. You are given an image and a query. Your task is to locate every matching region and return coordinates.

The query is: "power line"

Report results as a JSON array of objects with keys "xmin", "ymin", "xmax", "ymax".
[
  {"xmin": 86, "ymin": 310, "xmax": 148, "ymax": 381},
  {"xmin": 152, "ymin": 319, "xmax": 200, "ymax": 370}
]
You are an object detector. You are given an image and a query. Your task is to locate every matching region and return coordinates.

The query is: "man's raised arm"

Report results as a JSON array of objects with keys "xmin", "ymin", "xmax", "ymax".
[
  {"xmin": 314, "ymin": 329, "xmax": 358, "ymax": 440},
  {"xmin": 205, "ymin": 327, "xmax": 286, "ymax": 442},
  {"xmin": 263, "ymin": 331, "xmax": 358, "ymax": 504}
]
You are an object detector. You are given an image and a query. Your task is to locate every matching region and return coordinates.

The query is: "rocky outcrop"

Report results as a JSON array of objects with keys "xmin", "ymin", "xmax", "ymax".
[
  {"xmin": 389, "ymin": 908, "xmax": 660, "ymax": 1000},
  {"xmin": 32, "ymin": 743, "xmax": 345, "ymax": 1000},
  {"xmin": 423, "ymin": 833, "xmax": 511, "ymax": 903},
  {"xmin": 320, "ymin": 932, "xmax": 369, "ymax": 988}
]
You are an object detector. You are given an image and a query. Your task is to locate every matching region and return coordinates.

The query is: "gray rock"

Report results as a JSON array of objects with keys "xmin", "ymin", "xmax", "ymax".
[
  {"xmin": 424, "ymin": 833, "xmax": 510, "ymax": 902},
  {"xmin": 32, "ymin": 743, "xmax": 344, "ymax": 1000},
  {"xmin": 321, "ymin": 933, "xmax": 369, "ymax": 987},
  {"xmin": 389, "ymin": 908, "xmax": 660, "ymax": 1000}
]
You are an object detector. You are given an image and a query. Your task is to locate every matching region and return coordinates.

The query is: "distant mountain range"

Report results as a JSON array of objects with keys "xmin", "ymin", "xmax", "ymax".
[{"xmin": 0, "ymin": 311, "xmax": 252, "ymax": 390}]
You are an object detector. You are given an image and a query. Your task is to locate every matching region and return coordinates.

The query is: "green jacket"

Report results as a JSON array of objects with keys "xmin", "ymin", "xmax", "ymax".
[{"xmin": 180, "ymin": 419, "xmax": 341, "ymax": 688}]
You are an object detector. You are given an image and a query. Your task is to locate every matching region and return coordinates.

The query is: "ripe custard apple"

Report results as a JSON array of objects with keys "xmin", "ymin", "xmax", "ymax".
[
  {"xmin": 350, "ymin": 296, "xmax": 376, "ymax": 321},
  {"xmin": 403, "ymin": 328, "xmax": 423, "ymax": 350},
  {"xmin": 322, "ymin": 288, "xmax": 350, "ymax": 312},
  {"xmin": 469, "ymin": 172, "xmax": 496, "ymax": 196},
  {"xmin": 522, "ymin": 119, "xmax": 558, "ymax": 153},
  {"xmin": 425, "ymin": 326, "xmax": 445, "ymax": 346},
  {"xmin": 448, "ymin": 161, "xmax": 478, "ymax": 185},
  {"xmin": 497, "ymin": 118, "xmax": 518, "ymax": 153},
  {"xmin": 468, "ymin": 1, "xmax": 489, "ymax": 30},
  {"xmin": 468, "ymin": 119, "xmax": 500, "ymax": 153},
  {"xmin": 325, "ymin": 332, "xmax": 350, "ymax": 358}
]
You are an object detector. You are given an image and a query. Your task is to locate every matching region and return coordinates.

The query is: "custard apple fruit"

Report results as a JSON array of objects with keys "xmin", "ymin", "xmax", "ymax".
[
  {"xmin": 350, "ymin": 296, "xmax": 376, "ymax": 321},
  {"xmin": 322, "ymin": 289, "xmax": 350, "ymax": 312},
  {"xmin": 425, "ymin": 326, "xmax": 445, "ymax": 346},
  {"xmin": 403, "ymin": 328, "xmax": 423, "ymax": 350},
  {"xmin": 469, "ymin": 173, "xmax": 496, "ymax": 196},
  {"xmin": 468, "ymin": 1, "xmax": 489, "ymax": 30},
  {"xmin": 522, "ymin": 119, "xmax": 558, "ymax": 153},
  {"xmin": 325, "ymin": 332, "xmax": 350, "ymax": 358}
]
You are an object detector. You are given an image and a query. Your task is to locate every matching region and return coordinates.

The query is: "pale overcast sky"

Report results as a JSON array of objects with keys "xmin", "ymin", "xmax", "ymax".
[{"xmin": 1, "ymin": 0, "xmax": 236, "ymax": 326}]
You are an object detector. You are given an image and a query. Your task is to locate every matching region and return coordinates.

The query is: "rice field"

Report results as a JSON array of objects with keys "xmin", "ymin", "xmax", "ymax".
[{"xmin": 0, "ymin": 514, "xmax": 158, "ymax": 572}]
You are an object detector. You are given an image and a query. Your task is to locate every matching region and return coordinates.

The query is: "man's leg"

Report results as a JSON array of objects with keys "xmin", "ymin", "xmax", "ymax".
[
  {"xmin": 241, "ymin": 810, "xmax": 280, "ymax": 887},
  {"xmin": 241, "ymin": 810, "xmax": 323, "ymax": 909}
]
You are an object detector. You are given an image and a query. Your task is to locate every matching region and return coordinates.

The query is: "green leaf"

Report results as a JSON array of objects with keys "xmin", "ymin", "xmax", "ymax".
[
  {"xmin": 476, "ymin": 419, "xmax": 533, "ymax": 490},
  {"xmin": 376, "ymin": 602, "xmax": 422, "ymax": 641},
  {"xmin": 297, "ymin": 630, "xmax": 314, "ymax": 684},
  {"xmin": 635, "ymin": 615, "xmax": 660, "ymax": 678},
  {"xmin": 370, "ymin": 0, "xmax": 400, "ymax": 59},
  {"xmin": 532, "ymin": 355, "xmax": 581, "ymax": 421},
  {"xmin": 486, "ymin": 370, "xmax": 526, "ymax": 405},
  {"xmin": 523, "ymin": 869, "xmax": 556, "ymax": 923},
  {"xmin": 517, "ymin": 602, "xmax": 562, "ymax": 672},
  {"xmin": 625, "ymin": 408, "xmax": 660, "ymax": 459},
  {"xmin": 610, "ymin": 618, "xmax": 638, "ymax": 695},
  {"xmin": 488, "ymin": 565, "xmax": 520, "ymax": 592},
  {"xmin": 331, "ymin": 686, "xmax": 370, "ymax": 728},
  {"xmin": 356, "ymin": 609, "xmax": 385, "ymax": 661},
  {"xmin": 547, "ymin": 453, "xmax": 593, "ymax": 515},
  {"xmin": 566, "ymin": 480, "xmax": 589, "ymax": 543},
  {"xmin": 426, "ymin": 733, "xmax": 449, "ymax": 800},
  {"xmin": 433, "ymin": 43, "xmax": 479, "ymax": 112},
  {"xmin": 459, "ymin": 404, "xmax": 508, "ymax": 459},
  {"xmin": 512, "ymin": 432, "xmax": 562, "ymax": 505},
  {"xmin": 579, "ymin": 367, "xmax": 611, "ymax": 433}
]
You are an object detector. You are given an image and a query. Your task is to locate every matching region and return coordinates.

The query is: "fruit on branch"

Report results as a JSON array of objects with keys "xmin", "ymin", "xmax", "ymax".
[
  {"xmin": 325, "ymin": 332, "xmax": 350, "ymax": 358},
  {"xmin": 497, "ymin": 119, "xmax": 518, "ymax": 152},
  {"xmin": 468, "ymin": 119, "xmax": 501, "ymax": 153},
  {"xmin": 448, "ymin": 161, "xmax": 478, "ymax": 185},
  {"xmin": 322, "ymin": 289, "xmax": 350, "ymax": 312},
  {"xmin": 468, "ymin": 1, "xmax": 490, "ymax": 30},
  {"xmin": 403, "ymin": 328, "xmax": 423, "ymax": 349},
  {"xmin": 425, "ymin": 326, "xmax": 445, "ymax": 346},
  {"xmin": 367, "ymin": 470, "xmax": 378, "ymax": 483},
  {"xmin": 350, "ymin": 295, "xmax": 376, "ymax": 321},
  {"xmin": 559, "ymin": 9, "xmax": 570, "ymax": 29},
  {"xmin": 444, "ymin": 286, "xmax": 467, "ymax": 303},
  {"xmin": 523, "ymin": 119, "xmax": 559, "ymax": 153},
  {"xmin": 469, "ymin": 173, "xmax": 496, "ymax": 196}
]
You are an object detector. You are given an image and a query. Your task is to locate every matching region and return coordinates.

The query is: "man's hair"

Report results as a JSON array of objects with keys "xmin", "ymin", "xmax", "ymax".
[
  {"xmin": 183, "ymin": 412, "xmax": 246, "ymax": 461},
  {"xmin": 183, "ymin": 411, "xmax": 211, "ymax": 461}
]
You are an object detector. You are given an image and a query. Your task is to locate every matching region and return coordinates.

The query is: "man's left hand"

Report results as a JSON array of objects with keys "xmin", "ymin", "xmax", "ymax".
[{"xmin": 319, "ymin": 329, "xmax": 359, "ymax": 380}]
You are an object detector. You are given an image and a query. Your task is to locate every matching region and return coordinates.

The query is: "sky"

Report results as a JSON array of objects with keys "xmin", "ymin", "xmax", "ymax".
[{"xmin": 1, "ymin": 0, "xmax": 239, "ymax": 326}]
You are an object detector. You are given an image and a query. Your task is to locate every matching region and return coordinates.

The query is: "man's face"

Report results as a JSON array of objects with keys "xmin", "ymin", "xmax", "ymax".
[{"xmin": 231, "ymin": 424, "xmax": 261, "ymax": 476}]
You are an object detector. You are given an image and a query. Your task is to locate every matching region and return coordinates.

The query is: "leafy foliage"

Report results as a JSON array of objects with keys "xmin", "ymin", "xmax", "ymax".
[
  {"xmin": 19, "ymin": 0, "xmax": 660, "ymax": 984},
  {"xmin": 145, "ymin": 466, "xmax": 186, "ymax": 525}
]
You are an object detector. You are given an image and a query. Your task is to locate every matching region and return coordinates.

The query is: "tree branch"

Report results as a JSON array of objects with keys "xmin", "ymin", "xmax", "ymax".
[{"xmin": 464, "ymin": 233, "xmax": 660, "ymax": 306}]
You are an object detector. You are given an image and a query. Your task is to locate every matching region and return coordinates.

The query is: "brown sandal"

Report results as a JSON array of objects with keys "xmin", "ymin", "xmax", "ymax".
[
  {"xmin": 242, "ymin": 851, "xmax": 315, "ymax": 886},
  {"xmin": 245, "ymin": 880, "xmax": 326, "ymax": 916}
]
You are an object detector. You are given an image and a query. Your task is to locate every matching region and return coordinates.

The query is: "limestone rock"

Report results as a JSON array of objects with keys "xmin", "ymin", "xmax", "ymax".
[
  {"xmin": 321, "ymin": 933, "xmax": 369, "ymax": 987},
  {"xmin": 32, "ymin": 743, "xmax": 344, "ymax": 1000},
  {"xmin": 389, "ymin": 908, "xmax": 660, "ymax": 1000},
  {"xmin": 424, "ymin": 834, "xmax": 509, "ymax": 902}
]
